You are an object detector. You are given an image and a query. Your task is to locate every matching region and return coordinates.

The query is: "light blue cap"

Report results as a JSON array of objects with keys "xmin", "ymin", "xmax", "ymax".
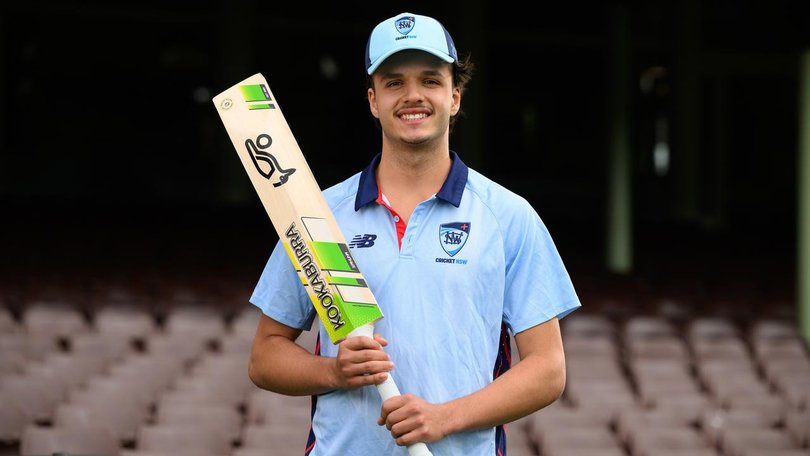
[{"xmin": 365, "ymin": 12, "xmax": 458, "ymax": 75}]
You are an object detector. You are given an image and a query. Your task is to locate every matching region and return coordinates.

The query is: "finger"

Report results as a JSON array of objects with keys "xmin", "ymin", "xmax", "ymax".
[
  {"xmin": 389, "ymin": 416, "xmax": 421, "ymax": 439},
  {"xmin": 378, "ymin": 395, "xmax": 406, "ymax": 427},
  {"xmin": 344, "ymin": 358, "xmax": 394, "ymax": 379},
  {"xmin": 363, "ymin": 359, "xmax": 395, "ymax": 376},
  {"xmin": 338, "ymin": 342, "xmax": 390, "ymax": 363},
  {"xmin": 345, "ymin": 334, "xmax": 384, "ymax": 350},
  {"xmin": 340, "ymin": 349, "xmax": 389, "ymax": 363},
  {"xmin": 346, "ymin": 349, "xmax": 393, "ymax": 368},
  {"xmin": 373, "ymin": 333, "xmax": 389, "ymax": 347},
  {"xmin": 369, "ymin": 371, "xmax": 389, "ymax": 385},
  {"xmin": 390, "ymin": 413, "xmax": 431, "ymax": 445},
  {"xmin": 379, "ymin": 396, "xmax": 408, "ymax": 428},
  {"xmin": 383, "ymin": 396, "xmax": 427, "ymax": 432},
  {"xmin": 348, "ymin": 371, "xmax": 389, "ymax": 389}
]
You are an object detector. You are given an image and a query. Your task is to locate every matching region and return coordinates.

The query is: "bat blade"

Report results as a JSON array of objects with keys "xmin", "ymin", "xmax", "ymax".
[{"xmin": 212, "ymin": 73, "xmax": 383, "ymax": 343}]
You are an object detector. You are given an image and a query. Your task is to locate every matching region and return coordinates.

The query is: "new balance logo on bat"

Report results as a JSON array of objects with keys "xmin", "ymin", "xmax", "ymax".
[{"xmin": 245, "ymin": 133, "xmax": 296, "ymax": 187}]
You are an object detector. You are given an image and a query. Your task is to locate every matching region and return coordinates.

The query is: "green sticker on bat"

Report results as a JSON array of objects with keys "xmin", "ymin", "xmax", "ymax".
[{"xmin": 283, "ymin": 220, "xmax": 382, "ymax": 342}]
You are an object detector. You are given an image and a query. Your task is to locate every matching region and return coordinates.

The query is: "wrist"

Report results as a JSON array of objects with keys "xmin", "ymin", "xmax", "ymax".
[
  {"xmin": 437, "ymin": 400, "xmax": 463, "ymax": 437},
  {"xmin": 322, "ymin": 355, "xmax": 342, "ymax": 390}
]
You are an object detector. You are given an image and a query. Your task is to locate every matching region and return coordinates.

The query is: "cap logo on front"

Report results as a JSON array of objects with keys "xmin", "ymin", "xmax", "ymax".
[
  {"xmin": 365, "ymin": 12, "xmax": 458, "ymax": 75},
  {"xmin": 395, "ymin": 16, "xmax": 415, "ymax": 35}
]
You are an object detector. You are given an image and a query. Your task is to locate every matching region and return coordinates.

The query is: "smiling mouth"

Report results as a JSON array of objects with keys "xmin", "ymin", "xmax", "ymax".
[{"xmin": 400, "ymin": 113, "xmax": 428, "ymax": 121}]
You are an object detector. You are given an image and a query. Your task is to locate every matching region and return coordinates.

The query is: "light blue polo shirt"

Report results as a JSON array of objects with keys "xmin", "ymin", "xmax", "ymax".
[{"xmin": 250, "ymin": 151, "xmax": 581, "ymax": 456}]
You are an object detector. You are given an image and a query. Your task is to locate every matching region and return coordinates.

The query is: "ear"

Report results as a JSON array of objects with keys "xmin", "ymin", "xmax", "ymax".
[
  {"xmin": 368, "ymin": 87, "xmax": 380, "ymax": 119},
  {"xmin": 450, "ymin": 86, "xmax": 461, "ymax": 116}
]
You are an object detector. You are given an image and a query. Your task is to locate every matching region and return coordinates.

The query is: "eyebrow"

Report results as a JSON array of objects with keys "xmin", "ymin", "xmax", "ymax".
[{"xmin": 378, "ymin": 68, "xmax": 445, "ymax": 80}]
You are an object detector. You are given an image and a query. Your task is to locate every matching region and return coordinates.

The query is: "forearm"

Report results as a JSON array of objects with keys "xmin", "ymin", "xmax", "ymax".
[
  {"xmin": 441, "ymin": 351, "xmax": 566, "ymax": 434},
  {"xmin": 248, "ymin": 333, "xmax": 337, "ymax": 396}
]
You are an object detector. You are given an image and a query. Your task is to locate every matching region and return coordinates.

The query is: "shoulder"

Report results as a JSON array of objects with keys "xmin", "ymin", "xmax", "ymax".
[
  {"xmin": 464, "ymin": 167, "xmax": 538, "ymax": 222},
  {"xmin": 323, "ymin": 172, "xmax": 361, "ymax": 211},
  {"xmin": 463, "ymin": 168, "xmax": 557, "ymax": 260}
]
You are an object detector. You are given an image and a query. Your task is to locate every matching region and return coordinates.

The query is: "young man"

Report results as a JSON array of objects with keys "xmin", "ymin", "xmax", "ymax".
[{"xmin": 248, "ymin": 12, "xmax": 581, "ymax": 456}]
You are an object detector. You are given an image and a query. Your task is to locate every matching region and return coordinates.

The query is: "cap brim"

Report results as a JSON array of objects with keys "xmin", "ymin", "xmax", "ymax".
[{"xmin": 367, "ymin": 46, "xmax": 456, "ymax": 75}]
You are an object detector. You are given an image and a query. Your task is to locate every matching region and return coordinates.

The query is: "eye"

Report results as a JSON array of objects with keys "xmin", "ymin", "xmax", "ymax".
[{"xmin": 385, "ymin": 79, "xmax": 403, "ymax": 88}]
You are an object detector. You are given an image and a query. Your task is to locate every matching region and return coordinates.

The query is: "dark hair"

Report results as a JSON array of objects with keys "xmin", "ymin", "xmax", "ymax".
[{"xmin": 366, "ymin": 52, "xmax": 475, "ymax": 132}]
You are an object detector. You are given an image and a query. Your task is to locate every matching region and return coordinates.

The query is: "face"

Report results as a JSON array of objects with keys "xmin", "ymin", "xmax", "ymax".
[{"xmin": 368, "ymin": 50, "xmax": 461, "ymax": 149}]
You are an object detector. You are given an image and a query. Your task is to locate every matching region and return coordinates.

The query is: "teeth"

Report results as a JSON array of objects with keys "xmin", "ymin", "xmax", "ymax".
[{"xmin": 401, "ymin": 113, "xmax": 427, "ymax": 120}]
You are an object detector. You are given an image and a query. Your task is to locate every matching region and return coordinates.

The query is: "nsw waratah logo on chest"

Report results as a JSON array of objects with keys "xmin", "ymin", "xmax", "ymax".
[{"xmin": 439, "ymin": 222, "xmax": 470, "ymax": 257}]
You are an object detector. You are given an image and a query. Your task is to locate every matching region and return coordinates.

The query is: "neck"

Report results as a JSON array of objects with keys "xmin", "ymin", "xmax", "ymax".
[
  {"xmin": 374, "ymin": 151, "xmax": 451, "ymax": 225},
  {"xmin": 378, "ymin": 147, "xmax": 451, "ymax": 195}
]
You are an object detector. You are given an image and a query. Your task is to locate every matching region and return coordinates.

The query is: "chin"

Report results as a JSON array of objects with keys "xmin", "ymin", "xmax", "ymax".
[{"xmin": 401, "ymin": 137, "xmax": 432, "ymax": 147}]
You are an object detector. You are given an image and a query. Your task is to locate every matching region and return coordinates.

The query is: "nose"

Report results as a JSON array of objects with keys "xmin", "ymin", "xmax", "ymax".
[{"xmin": 402, "ymin": 81, "xmax": 424, "ymax": 103}]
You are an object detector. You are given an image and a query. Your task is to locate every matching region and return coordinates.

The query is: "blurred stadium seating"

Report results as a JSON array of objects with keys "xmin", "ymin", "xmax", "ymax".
[
  {"xmin": 1, "ymin": 294, "xmax": 807, "ymax": 456},
  {"xmin": 1, "ymin": 255, "xmax": 808, "ymax": 456}
]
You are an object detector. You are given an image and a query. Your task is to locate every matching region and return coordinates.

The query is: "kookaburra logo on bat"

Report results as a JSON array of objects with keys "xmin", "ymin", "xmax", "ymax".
[{"xmin": 245, "ymin": 133, "xmax": 296, "ymax": 187}]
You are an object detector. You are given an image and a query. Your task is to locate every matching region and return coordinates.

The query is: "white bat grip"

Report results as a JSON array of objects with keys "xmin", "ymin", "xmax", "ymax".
[{"xmin": 348, "ymin": 325, "xmax": 433, "ymax": 456}]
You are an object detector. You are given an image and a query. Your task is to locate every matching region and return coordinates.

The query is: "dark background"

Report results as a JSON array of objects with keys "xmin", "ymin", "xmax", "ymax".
[{"xmin": 1, "ymin": 0, "xmax": 808, "ymax": 318}]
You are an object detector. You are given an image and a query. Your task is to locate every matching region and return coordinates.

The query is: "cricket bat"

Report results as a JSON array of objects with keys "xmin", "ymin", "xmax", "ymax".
[{"xmin": 213, "ymin": 73, "xmax": 432, "ymax": 456}]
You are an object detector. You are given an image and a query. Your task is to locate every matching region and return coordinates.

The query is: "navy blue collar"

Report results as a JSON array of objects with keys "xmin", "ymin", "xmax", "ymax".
[{"xmin": 354, "ymin": 151, "xmax": 469, "ymax": 211}]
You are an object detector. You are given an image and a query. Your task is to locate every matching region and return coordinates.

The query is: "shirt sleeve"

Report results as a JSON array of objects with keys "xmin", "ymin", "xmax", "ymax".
[
  {"xmin": 250, "ymin": 240, "xmax": 317, "ymax": 331},
  {"xmin": 502, "ymin": 200, "xmax": 581, "ymax": 335}
]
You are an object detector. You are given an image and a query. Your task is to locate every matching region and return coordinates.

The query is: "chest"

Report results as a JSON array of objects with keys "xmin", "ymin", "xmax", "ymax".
[{"xmin": 339, "ymin": 199, "xmax": 503, "ymax": 285}]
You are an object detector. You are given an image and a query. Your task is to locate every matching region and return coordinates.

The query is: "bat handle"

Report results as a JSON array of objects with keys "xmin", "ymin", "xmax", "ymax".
[{"xmin": 348, "ymin": 325, "xmax": 434, "ymax": 456}]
